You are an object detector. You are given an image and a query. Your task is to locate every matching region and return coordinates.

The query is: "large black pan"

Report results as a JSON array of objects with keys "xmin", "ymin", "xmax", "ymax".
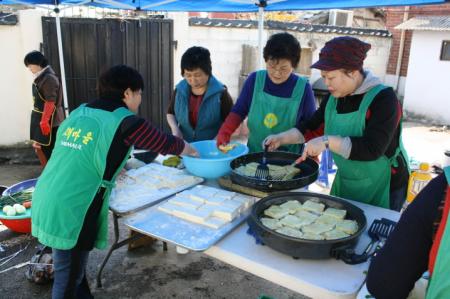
[
  {"xmin": 229, "ymin": 151, "xmax": 318, "ymax": 191},
  {"xmin": 247, "ymin": 192, "xmax": 368, "ymax": 262}
]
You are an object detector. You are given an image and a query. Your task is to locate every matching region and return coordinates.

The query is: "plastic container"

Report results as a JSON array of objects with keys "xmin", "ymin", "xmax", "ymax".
[
  {"xmin": 182, "ymin": 140, "xmax": 249, "ymax": 179},
  {"xmin": 406, "ymin": 162, "xmax": 433, "ymax": 203}
]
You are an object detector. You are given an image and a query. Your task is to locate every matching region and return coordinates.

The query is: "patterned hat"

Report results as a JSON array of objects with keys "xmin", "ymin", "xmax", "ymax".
[{"xmin": 311, "ymin": 36, "xmax": 371, "ymax": 71}]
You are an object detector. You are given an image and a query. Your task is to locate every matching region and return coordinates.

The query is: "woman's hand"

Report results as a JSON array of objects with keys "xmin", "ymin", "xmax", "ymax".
[
  {"xmin": 296, "ymin": 136, "xmax": 326, "ymax": 163},
  {"xmin": 181, "ymin": 142, "xmax": 199, "ymax": 157},
  {"xmin": 263, "ymin": 134, "xmax": 282, "ymax": 151}
]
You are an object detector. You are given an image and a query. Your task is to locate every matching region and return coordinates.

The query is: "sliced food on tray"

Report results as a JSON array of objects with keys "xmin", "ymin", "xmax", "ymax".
[
  {"xmin": 158, "ymin": 185, "xmax": 256, "ymax": 229},
  {"xmin": 260, "ymin": 199, "xmax": 358, "ymax": 241},
  {"xmin": 235, "ymin": 162, "xmax": 301, "ymax": 180}
]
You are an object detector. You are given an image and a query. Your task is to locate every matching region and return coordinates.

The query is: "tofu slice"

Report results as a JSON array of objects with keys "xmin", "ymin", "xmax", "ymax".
[
  {"xmin": 323, "ymin": 208, "xmax": 347, "ymax": 220},
  {"xmin": 294, "ymin": 210, "xmax": 319, "ymax": 226},
  {"xmin": 211, "ymin": 204, "xmax": 240, "ymax": 221},
  {"xmin": 264, "ymin": 205, "xmax": 290, "ymax": 219},
  {"xmin": 276, "ymin": 226, "xmax": 303, "ymax": 239},
  {"xmin": 280, "ymin": 200, "xmax": 303, "ymax": 214},
  {"xmin": 302, "ymin": 222, "xmax": 335, "ymax": 235},
  {"xmin": 168, "ymin": 195, "xmax": 203, "ymax": 209},
  {"xmin": 335, "ymin": 220, "xmax": 359, "ymax": 235},
  {"xmin": 260, "ymin": 217, "xmax": 282, "ymax": 230},
  {"xmin": 202, "ymin": 216, "xmax": 228, "ymax": 229},
  {"xmin": 279, "ymin": 215, "xmax": 304, "ymax": 229},
  {"xmin": 157, "ymin": 202, "xmax": 180, "ymax": 215},
  {"xmin": 302, "ymin": 200, "xmax": 325, "ymax": 214},
  {"xmin": 316, "ymin": 214, "xmax": 341, "ymax": 226},
  {"xmin": 172, "ymin": 205, "xmax": 212, "ymax": 224}
]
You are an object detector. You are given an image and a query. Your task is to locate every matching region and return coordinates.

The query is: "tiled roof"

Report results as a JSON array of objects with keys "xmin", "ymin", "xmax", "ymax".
[
  {"xmin": 0, "ymin": 13, "xmax": 17, "ymax": 25},
  {"xmin": 189, "ymin": 17, "xmax": 392, "ymax": 38},
  {"xmin": 396, "ymin": 16, "xmax": 450, "ymax": 31}
]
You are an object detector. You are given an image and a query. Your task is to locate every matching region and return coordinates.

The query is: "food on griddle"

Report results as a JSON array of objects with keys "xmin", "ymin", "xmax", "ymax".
[
  {"xmin": 276, "ymin": 226, "xmax": 303, "ymax": 238},
  {"xmin": 260, "ymin": 217, "xmax": 282, "ymax": 230},
  {"xmin": 302, "ymin": 200, "xmax": 325, "ymax": 214},
  {"xmin": 263, "ymin": 205, "xmax": 290, "ymax": 219},
  {"xmin": 279, "ymin": 200, "xmax": 303, "ymax": 214},
  {"xmin": 260, "ymin": 200, "xmax": 358, "ymax": 241},
  {"xmin": 218, "ymin": 143, "xmax": 237, "ymax": 153},
  {"xmin": 235, "ymin": 162, "xmax": 301, "ymax": 180},
  {"xmin": 335, "ymin": 219, "xmax": 359, "ymax": 235}
]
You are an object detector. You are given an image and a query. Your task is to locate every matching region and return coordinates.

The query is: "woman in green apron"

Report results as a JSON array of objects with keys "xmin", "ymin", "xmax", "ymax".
[
  {"xmin": 216, "ymin": 32, "xmax": 316, "ymax": 153},
  {"xmin": 264, "ymin": 36, "xmax": 409, "ymax": 210},
  {"xmin": 367, "ymin": 167, "xmax": 450, "ymax": 299},
  {"xmin": 31, "ymin": 65, "xmax": 198, "ymax": 298}
]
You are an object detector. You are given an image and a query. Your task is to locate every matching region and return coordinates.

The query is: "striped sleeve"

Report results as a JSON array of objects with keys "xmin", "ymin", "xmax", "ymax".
[{"xmin": 124, "ymin": 119, "xmax": 184, "ymax": 155}]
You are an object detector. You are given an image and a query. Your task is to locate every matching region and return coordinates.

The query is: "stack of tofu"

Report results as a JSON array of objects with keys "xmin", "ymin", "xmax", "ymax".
[
  {"xmin": 158, "ymin": 185, "xmax": 256, "ymax": 229},
  {"xmin": 113, "ymin": 163, "xmax": 200, "ymax": 199}
]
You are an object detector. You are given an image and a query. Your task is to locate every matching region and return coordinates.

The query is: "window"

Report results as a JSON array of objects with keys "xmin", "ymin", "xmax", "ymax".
[{"xmin": 440, "ymin": 41, "xmax": 450, "ymax": 61}]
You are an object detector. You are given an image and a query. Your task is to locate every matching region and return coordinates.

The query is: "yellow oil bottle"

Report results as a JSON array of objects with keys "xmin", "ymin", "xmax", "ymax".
[{"xmin": 406, "ymin": 162, "xmax": 433, "ymax": 203}]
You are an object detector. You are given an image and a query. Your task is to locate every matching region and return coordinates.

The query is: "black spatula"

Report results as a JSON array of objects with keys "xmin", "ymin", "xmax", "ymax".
[{"xmin": 333, "ymin": 218, "xmax": 397, "ymax": 265}]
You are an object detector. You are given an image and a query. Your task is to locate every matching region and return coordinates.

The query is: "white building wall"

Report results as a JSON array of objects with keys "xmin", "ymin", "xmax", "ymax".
[
  {"xmin": 0, "ymin": 10, "xmax": 392, "ymax": 145},
  {"xmin": 403, "ymin": 30, "xmax": 450, "ymax": 124},
  {"xmin": 0, "ymin": 9, "xmax": 43, "ymax": 145}
]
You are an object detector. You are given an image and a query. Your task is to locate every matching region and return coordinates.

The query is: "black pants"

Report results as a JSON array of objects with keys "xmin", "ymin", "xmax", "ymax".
[{"xmin": 41, "ymin": 126, "xmax": 59, "ymax": 161}]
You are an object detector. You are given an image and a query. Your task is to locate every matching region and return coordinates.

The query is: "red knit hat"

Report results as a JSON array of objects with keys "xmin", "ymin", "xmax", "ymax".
[{"xmin": 311, "ymin": 36, "xmax": 371, "ymax": 71}]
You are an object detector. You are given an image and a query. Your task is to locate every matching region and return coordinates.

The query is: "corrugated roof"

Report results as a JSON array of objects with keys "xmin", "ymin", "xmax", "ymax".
[
  {"xmin": 189, "ymin": 17, "xmax": 392, "ymax": 38},
  {"xmin": 395, "ymin": 16, "xmax": 450, "ymax": 31}
]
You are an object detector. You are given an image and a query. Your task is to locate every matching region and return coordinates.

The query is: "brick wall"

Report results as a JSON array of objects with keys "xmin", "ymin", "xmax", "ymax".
[{"xmin": 386, "ymin": 3, "xmax": 450, "ymax": 76}]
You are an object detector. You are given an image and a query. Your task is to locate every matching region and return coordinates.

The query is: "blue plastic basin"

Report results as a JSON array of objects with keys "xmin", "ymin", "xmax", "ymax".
[{"xmin": 182, "ymin": 140, "xmax": 248, "ymax": 179}]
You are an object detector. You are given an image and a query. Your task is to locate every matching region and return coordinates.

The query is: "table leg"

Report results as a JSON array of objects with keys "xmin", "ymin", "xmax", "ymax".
[{"xmin": 96, "ymin": 213, "xmax": 143, "ymax": 288}]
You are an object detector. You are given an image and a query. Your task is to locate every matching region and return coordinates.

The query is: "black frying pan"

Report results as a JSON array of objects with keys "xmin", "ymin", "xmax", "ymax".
[
  {"xmin": 229, "ymin": 151, "xmax": 318, "ymax": 191},
  {"xmin": 247, "ymin": 192, "xmax": 367, "ymax": 261}
]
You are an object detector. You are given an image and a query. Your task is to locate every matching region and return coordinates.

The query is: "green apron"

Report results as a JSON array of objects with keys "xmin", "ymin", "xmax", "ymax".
[
  {"xmin": 32, "ymin": 104, "xmax": 133, "ymax": 250},
  {"xmin": 426, "ymin": 166, "xmax": 450, "ymax": 299},
  {"xmin": 324, "ymin": 84, "xmax": 408, "ymax": 208},
  {"xmin": 247, "ymin": 70, "xmax": 306, "ymax": 153}
]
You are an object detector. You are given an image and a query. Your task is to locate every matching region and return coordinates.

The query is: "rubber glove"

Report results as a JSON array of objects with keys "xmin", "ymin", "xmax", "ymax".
[
  {"xmin": 40, "ymin": 101, "xmax": 55, "ymax": 136},
  {"xmin": 216, "ymin": 112, "xmax": 242, "ymax": 147},
  {"xmin": 296, "ymin": 136, "xmax": 326, "ymax": 163}
]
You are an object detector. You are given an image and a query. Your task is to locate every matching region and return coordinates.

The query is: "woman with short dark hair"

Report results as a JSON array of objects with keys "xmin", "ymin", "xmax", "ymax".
[
  {"xmin": 31, "ymin": 65, "xmax": 198, "ymax": 298},
  {"xmin": 23, "ymin": 50, "xmax": 65, "ymax": 164},
  {"xmin": 167, "ymin": 46, "xmax": 233, "ymax": 142},
  {"xmin": 217, "ymin": 32, "xmax": 316, "ymax": 153},
  {"xmin": 264, "ymin": 36, "xmax": 410, "ymax": 210}
]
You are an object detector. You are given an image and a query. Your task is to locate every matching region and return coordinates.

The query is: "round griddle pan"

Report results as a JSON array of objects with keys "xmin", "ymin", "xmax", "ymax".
[{"xmin": 229, "ymin": 151, "xmax": 318, "ymax": 191}]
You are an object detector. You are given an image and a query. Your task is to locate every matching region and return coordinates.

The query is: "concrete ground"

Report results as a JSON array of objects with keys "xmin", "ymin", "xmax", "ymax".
[{"xmin": 0, "ymin": 121, "xmax": 449, "ymax": 299}]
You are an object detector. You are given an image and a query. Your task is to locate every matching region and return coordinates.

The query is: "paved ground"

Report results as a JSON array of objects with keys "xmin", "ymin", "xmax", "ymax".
[{"xmin": 0, "ymin": 121, "xmax": 448, "ymax": 299}]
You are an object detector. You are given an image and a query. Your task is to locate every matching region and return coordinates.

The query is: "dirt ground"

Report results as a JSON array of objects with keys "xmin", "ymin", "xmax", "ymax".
[{"xmin": 0, "ymin": 121, "xmax": 448, "ymax": 299}]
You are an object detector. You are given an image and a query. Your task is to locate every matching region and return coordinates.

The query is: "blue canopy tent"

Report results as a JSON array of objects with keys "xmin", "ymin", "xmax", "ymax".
[{"xmin": 1, "ymin": 0, "xmax": 447, "ymax": 112}]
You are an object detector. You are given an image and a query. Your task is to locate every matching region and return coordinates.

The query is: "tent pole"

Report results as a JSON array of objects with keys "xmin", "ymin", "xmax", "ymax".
[
  {"xmin": 54, "ymin": 7, "xmax": 69, "ymax": 117},
  {"xmin": 257, "ymin": 6, "xmax": 264, "ymax": 69}
]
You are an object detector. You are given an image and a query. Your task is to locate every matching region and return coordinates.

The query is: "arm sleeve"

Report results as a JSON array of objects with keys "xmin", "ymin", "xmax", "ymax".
[
  {"xmin": 295, "ymin": 83, "xmax": 317, "ymax": 127},
  {"xmin": 366, "ymin": 174, "xmax": 446, "ymax": 299},
  {"xmin": 39, "ymin": 74, "xmax": 60, "ymax": 102},
  {"xmin": 121, "ymin": 116, "xmax": 184, "ymax": 155},
  {"xmin": 167, "ymin": 89, "xmax": 177, "ymax": 114},
  {"xmin": 349, "ymin": 88, "xmax": 400, "ymax": 161},
  {"xmin": 220, "ymin": 87, "xmax": 234, "ymax": 121},
  {"xmin": 230, "ymin": 72, "xmax": 257, "ymax": 119},
  {"xmin": 297, "ymin": 96, "xmax": 327, "ymax": 141}
]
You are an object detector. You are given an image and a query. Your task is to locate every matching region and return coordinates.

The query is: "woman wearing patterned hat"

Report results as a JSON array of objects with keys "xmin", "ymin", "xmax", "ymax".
[
  {"xmin": 216, "ymin": 32, "xmax": 316, "ymax": 153},
  {"xmin": 264, "ymin": 36, "xmax": 410, "ymax": 210}
]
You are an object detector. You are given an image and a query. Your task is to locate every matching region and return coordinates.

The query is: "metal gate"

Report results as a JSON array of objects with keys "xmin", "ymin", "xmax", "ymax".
[{"xmin": 42, "ymin": 17, "xmax": 173, "ymax": 130}]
